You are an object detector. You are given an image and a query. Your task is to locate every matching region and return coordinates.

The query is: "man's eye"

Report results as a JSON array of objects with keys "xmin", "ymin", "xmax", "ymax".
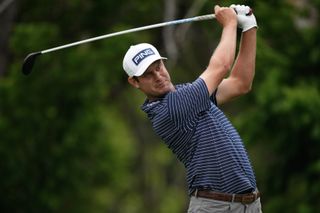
[
  {"xmin": 156, "ymin": 63, "xmax": 161, "ymax": 71},
  {"xmin": 144, "ymin": 72, "xmax": 152, "ymax": 77}
]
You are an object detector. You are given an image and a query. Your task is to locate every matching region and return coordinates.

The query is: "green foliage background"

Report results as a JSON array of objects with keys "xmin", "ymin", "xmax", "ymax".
[{"xmin": 0, "ymin": 0, "xmax": 319, "ymax": 212}]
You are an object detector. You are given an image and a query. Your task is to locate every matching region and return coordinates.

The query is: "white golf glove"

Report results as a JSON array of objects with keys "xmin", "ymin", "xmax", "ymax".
[{"xmin": 230, "ymin": 4, "xmax": 257, "ymax": 32}]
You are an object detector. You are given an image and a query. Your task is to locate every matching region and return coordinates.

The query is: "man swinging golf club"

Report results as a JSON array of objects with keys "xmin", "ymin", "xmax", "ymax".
[{"xmin": 123, "ymin": 4, "xmax": 261, "ymax": 213}]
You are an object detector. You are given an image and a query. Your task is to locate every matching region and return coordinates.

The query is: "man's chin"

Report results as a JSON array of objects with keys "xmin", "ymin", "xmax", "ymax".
[
  {"xmin": 152, "ymin": 90, "xmax": 169, "ymax": 99},
  {"xmin": 150, "ymin": 84, "xmax": 174, "ymax": 99},
  {"xmin": 158, "ymin": 86, "xmax": 174, "ymax": 95}
]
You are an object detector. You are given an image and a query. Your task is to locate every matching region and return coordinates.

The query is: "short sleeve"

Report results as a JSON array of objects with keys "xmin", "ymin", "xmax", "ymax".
[{"xmin": 167, "ymin": 78, "xmax": 211, "ymax": 129}]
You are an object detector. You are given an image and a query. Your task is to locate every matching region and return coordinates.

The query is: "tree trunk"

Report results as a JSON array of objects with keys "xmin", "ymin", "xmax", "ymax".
[
  {"xmin": 175, "ymin": 0, "xmax": 207, "ymax": 46},
  {"xmin": 0, "ymin": 0, "xmax": 17, "ymax": 76},
  {"xmin": 162, "ymin": 0, "xmax": 178, "ymax": 66}
]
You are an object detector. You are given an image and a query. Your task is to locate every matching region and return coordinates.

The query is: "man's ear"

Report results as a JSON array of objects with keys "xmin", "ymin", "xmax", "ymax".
[{"xmin": 128, "ymin": 77, "xmax": 139, "ymax": 89}]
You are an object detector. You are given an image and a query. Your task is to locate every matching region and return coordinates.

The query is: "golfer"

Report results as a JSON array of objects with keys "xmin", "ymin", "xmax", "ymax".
[{"xmin": 123, "ymin": 4, "xmax": 261, "ymax": 213}]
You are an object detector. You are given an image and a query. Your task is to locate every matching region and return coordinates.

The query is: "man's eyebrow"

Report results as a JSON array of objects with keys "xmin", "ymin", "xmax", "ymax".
[
  {"xmin": 146, "ymin": 63, "xmax": 156, "ymax": 72},
  {"xmin": 143, "ymin": 68, "xmax": 153, "ymax": 75},
  {"xmin": 145, "ymin": 68, "xmax": 152, "ymax": 73},
  {"xmin": 145, "ymin": 60, "xmax": 161, "ymax": 73}
]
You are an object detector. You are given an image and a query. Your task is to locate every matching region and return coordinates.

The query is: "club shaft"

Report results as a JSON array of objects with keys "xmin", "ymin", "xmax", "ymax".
[{"xmin": 41, "ymin": 14, "xmax": 215, "ymax": 54}]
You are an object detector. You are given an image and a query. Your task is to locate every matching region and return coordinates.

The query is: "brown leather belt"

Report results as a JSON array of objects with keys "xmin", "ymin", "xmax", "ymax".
[{"xmin": 192, "ymin": 189, "xmax": 261, "ymax": 204}]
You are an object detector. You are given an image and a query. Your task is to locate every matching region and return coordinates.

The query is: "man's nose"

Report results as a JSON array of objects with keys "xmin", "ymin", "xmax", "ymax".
[{"xmin": 153, "ymin": 70, "xmax": 162, "ymax": 80}]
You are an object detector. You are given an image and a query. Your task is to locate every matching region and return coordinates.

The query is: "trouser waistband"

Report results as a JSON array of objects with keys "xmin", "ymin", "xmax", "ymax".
[{"xmin": 191, "ymin": 189, "xmax": 261, "ymax": 204}]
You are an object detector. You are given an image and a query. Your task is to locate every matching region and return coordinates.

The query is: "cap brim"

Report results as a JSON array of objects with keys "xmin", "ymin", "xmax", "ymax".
[{"xmin": 133, "ymin": 56, "xmax": 167, "ymax": 77}]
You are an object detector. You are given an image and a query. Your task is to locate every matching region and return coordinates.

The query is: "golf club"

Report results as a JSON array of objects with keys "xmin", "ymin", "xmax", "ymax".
[{"xmin": 22, "ymin": 14, "xmax": 216, "ymax": 75}]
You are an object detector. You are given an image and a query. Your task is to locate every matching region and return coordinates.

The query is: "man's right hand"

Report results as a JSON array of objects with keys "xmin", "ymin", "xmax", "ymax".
[{"xmin": 214, "ymin": 5, "xmax": 237, "ymax": 28}]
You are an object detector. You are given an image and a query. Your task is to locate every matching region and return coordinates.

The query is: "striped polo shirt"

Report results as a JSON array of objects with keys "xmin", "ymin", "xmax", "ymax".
[{"xmin": 141, "ymin": 78, "xmax": 256, "ymax": 195}]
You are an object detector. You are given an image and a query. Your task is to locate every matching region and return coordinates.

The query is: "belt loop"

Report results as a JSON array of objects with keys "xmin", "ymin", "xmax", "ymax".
[
  {"xmin": 195, "ymin": 189, "xmax": 198, "ymax": 198},
  {"xmin": 231, "ymin": 194, "xmax": 235, "ymax": 203},
  {"xmin": 254, "ymin": 191, "xmax": 257, "ymax": 200}
]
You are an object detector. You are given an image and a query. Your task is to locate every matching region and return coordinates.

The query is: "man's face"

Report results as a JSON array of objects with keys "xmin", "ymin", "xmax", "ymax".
[{"xmin": 128, "ymin": 60, "xmax": 175, "ymax": 101}]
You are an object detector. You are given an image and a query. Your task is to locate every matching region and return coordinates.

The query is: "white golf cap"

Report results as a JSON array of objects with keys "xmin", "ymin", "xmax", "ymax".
[{"xmin": 123, "ymin": 43, "xmax": 167, "ymax": 77}]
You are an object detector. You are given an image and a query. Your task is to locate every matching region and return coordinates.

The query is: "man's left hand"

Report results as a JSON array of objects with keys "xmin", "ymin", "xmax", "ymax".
[{"xmin": 230, "ymin": 4, "xmax": 258, "ymax": 32}]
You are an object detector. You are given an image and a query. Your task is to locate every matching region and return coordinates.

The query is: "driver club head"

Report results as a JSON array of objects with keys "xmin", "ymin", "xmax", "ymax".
[{"xmin": 22, "ymin": 52, "xmax": 41, "ymax": 75}]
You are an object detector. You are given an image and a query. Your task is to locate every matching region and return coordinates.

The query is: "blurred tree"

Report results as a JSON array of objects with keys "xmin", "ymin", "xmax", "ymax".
[
  {"xmin": 0, "ymin": 0, "xmax": 17, "ymax": 75},
  {"xmin": 0, "ymin": 0, "xmax": 319, "ymax": 212}
]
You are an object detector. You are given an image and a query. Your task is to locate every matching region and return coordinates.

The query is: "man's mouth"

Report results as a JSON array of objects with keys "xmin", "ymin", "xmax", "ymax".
[{"xmin": 156, "ymin": 81, "xmax": 166, "ymax": 88}]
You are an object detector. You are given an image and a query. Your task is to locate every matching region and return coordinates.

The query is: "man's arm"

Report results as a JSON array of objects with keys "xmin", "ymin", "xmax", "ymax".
[
  {"xmin": 215, "ymin": 5, "xmax": 258, "ymax": 105},
  {"xmin": 216, "ymin": 28, "xmax": 257, "ymax": 105},
  {"xmin": 199, "ymin": 5, "xmax": 238, "ymax": 95}
]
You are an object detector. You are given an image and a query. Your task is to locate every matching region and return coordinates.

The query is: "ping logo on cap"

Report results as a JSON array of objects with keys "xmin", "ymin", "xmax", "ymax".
[{"xmin": 132, "ymin": 48, "xmax": 155, "ymax": 65}]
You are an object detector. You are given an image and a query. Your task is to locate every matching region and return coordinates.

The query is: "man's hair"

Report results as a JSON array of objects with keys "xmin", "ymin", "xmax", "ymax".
[{"xmin": 133, "ymin": 76, "xmax": 139, "ymax": 82}]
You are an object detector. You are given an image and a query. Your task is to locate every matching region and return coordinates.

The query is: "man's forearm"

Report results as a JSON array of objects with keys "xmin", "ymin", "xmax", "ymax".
[
  {"xmin": 211, "ymin": 24, "xmax": 237, "ymax": 73},
  {"xmin": 230, "ymin": 28, "xmax": 257, "ymax": 91},
  {"xmin": 200, "ymin": 23, "xmax": 237, "ymax": 94}
]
